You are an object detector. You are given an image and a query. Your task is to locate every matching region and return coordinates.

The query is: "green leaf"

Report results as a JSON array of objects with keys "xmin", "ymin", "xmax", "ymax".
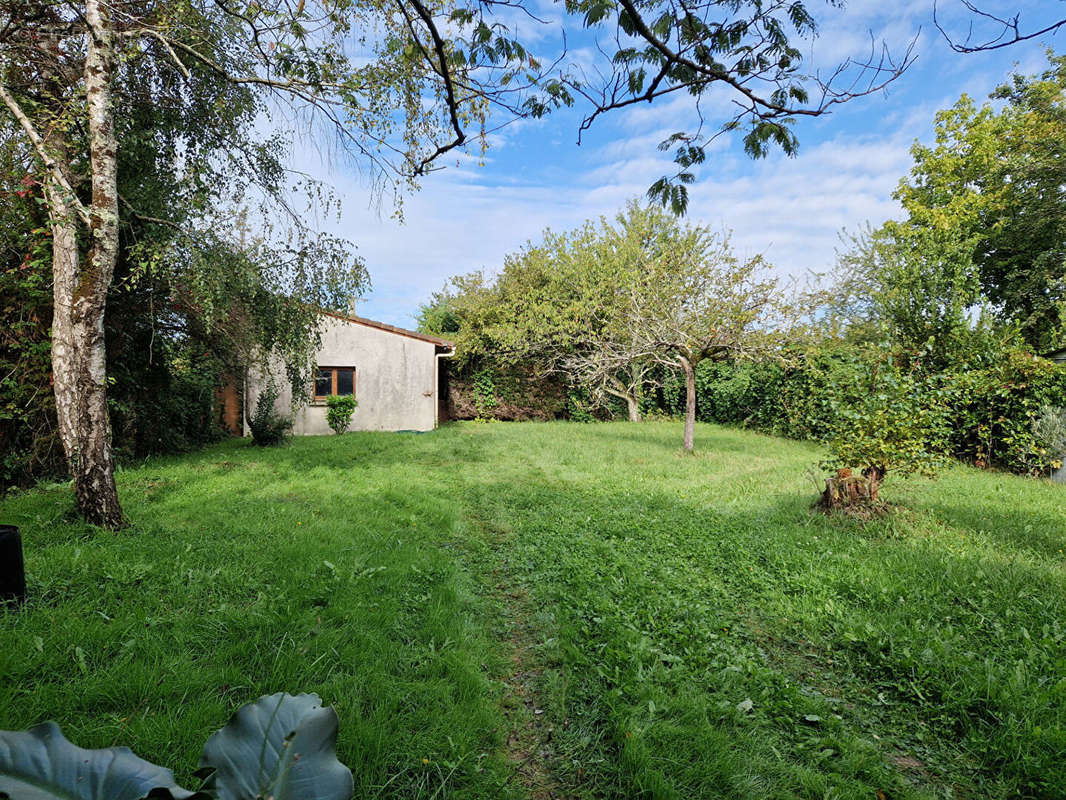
[
  {"xmin": 0, "ymin": 722, "xmax": 199, "ymax": 800},
  {"xmin": 199, "ymin": 693, "xmax": 353, "ymax": 800}
]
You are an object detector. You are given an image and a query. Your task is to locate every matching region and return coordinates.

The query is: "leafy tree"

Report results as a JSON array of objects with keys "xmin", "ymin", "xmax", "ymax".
[
  {"xmin": 565, "ymin": 0, "xmax": 913, "ymax": 211},
  {"xmin": 850, "ymin": 222, "xmax": 983, "ymax": 370},
  {"xmin": 490, "ymin": 215, "xmax": 657, "ymax": 421},
  {"xmin": 420, "ymin": 217, "xmax": 653, "ymax": 420},
  {"xmin": 893, "ymin": 52, "xmax": 1066, "ymax": 352},
  {"xmin": 0, "ymin": 0, "xmax": 469, "ymax": 525},
  {"xmin": 424, "ymin": 202, "xmax": 788, "ymax": 440},
  {"xmin": 576, "ymin": 205, "xmax": 784, "ymax": 451}
]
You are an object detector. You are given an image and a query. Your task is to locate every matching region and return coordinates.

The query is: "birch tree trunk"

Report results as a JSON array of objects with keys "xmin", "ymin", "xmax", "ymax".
[
  {"xmin": 679, "ymin": 354, "xmax": 696, "ymax": 452},
  {"xmin": 49, "ymin": 0, "xmax": 124, "ymax": 528}
]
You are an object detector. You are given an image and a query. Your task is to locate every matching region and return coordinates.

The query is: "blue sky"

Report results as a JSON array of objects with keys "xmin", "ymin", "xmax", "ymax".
[{"xmin": 287, "ymin": 0, "xmax": 1063, "ymax": 328}]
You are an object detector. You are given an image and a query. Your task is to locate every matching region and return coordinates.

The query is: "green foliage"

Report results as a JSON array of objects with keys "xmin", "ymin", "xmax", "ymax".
[
  {"xmin": 694, "ymin": 347, "xmax": 871, "ymax": 440},
  {"xmin": 427, "ymin": 200, "xmax": 787, "ymax": 437},
  {"xmin": 0, "ymin": 42, "xmax": 368, "ymax": 490},
  {"xmin": 448, "ymin": 364, "xmax": 570, "ymax": 421},
  {"xmin": 938, "ymin": 350, "xmax": 1066, "ymax": 474},
  {"xmin": 325, "ymin": 395, "xmax": 358, "ymax": 435},
  {"xmin": 471, "ymin": 369, "xmax": 498, "ymax": 420},
  {"xmin": 693, "ymin": 346, "xmax": 1066, "ymax": 477},
  {"xmin": 415, "ymin": 297, "xmax": 461, "ymax": 336},
  {"xmin": 891, "ymin": 50, "xmax": 1066, "ymax": 351},
  {"xmin": 565, "ymin": 388, "xmax": 596, "ymax": 423},
  {"xmin": 0, "ymin": 693, "xmax": 352, "ymax": 800},
  {"xmin": 247, "ymin": 386, "xmax": 291, "ymax": 447},
  {"xmin": 0, "ymin": 225, "xmax": 58, "ymax": 488},
  {"xmin": 870, "ymin": 224, "xmax": 982, "ymax": 370},
  {"xmin": 822, "ymin": 362, "xmax": 949, "ymax": 485}
]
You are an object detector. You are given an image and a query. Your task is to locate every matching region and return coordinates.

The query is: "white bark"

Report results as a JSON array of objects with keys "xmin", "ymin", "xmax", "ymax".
[
  {"xmin": 605, "ymin": 376, "xmax": 641, "ymax": 422},
  {"xmin": 46, "ymin": 0, "xmax": 124, "ymax": 528}
]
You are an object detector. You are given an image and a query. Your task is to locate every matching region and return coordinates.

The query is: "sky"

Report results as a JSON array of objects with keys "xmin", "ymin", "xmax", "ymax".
[{"xmin": 283, "ymin": 0, "xmax": 1063, "ymax": 328}]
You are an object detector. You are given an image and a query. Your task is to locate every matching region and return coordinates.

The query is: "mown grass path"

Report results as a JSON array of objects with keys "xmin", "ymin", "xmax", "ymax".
[{"xmin": 2, "ymin": 422, "xmax": 1064, "ymax": 799}]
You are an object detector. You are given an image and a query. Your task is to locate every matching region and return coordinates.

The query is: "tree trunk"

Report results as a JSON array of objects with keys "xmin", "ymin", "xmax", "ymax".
[
  {"xmin": 861, "ymin": 465, "xmax": 884, "ymax": 504},
  {"xmin": 818, "ymin": 466, "xmax": 884, "ymax": 512},
  {"xmin": 606, "ymin": 376, "xmax": 642, "ymax": 422},
  {"xmin": 679, "ymin": 355, "xmax": 696, "ymax": 452},
  {"xmin": 624, "ymin": 392, "xmax": 641, "ymax": 423},
  {"xmin": 48, "ymin": 0, "xmax": 124, "ymax": 528}
]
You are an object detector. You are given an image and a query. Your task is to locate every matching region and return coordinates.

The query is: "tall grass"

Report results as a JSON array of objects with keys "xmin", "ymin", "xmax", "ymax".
[{"xmin": 2, "ymin": 421, "xmax": 1063, "ymax": 798}]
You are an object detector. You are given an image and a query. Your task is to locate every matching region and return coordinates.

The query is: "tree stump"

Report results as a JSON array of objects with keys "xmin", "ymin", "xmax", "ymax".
[{"xmin": 819, "ymin": 467, "xmax": 883, "ymax": 512}]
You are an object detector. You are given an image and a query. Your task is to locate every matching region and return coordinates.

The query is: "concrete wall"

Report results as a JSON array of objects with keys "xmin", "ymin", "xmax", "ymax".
[{"xmin": 246, "ymin": 315, "xmax": 443, "ymax": 434}]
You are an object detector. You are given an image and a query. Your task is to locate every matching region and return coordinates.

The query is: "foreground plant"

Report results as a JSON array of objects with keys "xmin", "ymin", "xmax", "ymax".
[
  {"xmin": 0, "ymin": 692, "xmax": 352, "ymax": 800},
  {"xmin": 325, "ymin": 396, "xmax": 358, "ymax": 435},
  {"xmin": 819, "ymin": 362, "xmax": 948, "ymax": 512}
]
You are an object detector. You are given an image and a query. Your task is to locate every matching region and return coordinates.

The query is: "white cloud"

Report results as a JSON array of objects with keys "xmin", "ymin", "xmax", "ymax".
[{"xmin": 289, "ymin": 123, "xmax": 914, "ymax": 326}]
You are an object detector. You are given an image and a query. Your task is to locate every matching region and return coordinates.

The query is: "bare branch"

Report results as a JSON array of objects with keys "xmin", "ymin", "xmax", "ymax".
[{"xmin": 934, "ymin": 1, "xmax": 1066, "ymax": 53}]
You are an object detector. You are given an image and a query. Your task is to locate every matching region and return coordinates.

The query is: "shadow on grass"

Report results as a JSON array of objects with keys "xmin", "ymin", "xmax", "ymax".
[
  {"xmin": 136, "ymin": 429, "xmax": 494, "ymax": 479},
  {"xmin": 922, "ymin": 497, "xmax": 1066, "ymax": 560}
]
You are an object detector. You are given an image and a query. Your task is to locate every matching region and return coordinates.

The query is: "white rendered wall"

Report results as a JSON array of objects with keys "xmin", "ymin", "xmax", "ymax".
[{"xmin": 246, "ymin": 316, "xmax": 440, "ymax": 434}]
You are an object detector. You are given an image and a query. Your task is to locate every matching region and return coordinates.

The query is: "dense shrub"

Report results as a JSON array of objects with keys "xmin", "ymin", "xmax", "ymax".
[
  {"xmin": 325, "ymin": 395, "xmax": 357, "ymax": 434},
  {"xmin": 938, "ymin": 351, "xmax": 1066, "ymax": 474},
  {"xmin": 820, "ymin": 363, "xmax": 950, "ymax": 504},
  {"xmin": 472, "ymin": 369, "xmax": 498, "ymax": 420},
  {"xmin": 447, "ymin": 363, "xmax": 570, "ymax": 421},
  {"xmin": 692, "ymin": 347, "xmax": 1066, "ymax": 476},
  {"xmin": 248, "ymin": 386, "xmax": 291, "ymax": 446},
  {"xmin": 0, "ymin": 238, "xmax": 61, "ymax": 488},
  {"xmin": 693, "ymin": 348, "xmax": 871, "ymax": 441},
  {"xmin": 441, "ymin": 341, "xmax": 1066, "ymax": 477}
]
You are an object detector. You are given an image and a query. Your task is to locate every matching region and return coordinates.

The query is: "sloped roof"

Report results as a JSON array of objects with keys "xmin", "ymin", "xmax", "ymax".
[{"xmin": 321, "ymin": 310, "xmax": 454, "ymax": 348}]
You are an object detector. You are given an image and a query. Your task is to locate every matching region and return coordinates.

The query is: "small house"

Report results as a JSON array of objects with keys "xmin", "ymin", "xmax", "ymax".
[{"xmin": 239, "ymin": 312, "xmax": 454, "ymax": 434}]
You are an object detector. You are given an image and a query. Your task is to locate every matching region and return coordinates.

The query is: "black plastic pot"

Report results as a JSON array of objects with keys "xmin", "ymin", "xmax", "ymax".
[{"xmin": 1, "ymin": 525, "xmax": 26, "ymax": 606}]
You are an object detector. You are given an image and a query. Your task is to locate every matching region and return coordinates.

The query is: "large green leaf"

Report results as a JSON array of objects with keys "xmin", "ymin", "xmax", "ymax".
[
  {"xmin": 198, "ymin": 693, "xmax": 352, "ymax": 800},
  {"xmin": 0, "ymin": 722, "xmax": 199, "ymax": 800}
]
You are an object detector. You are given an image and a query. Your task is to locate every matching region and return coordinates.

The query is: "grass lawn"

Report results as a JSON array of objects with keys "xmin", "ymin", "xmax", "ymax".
[{"xmin": 1, "ymin": 421, "xmax": 1064, "ymax": 799}]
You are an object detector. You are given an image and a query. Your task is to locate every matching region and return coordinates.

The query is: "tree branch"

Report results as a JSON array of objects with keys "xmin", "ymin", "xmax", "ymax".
[
  {"xmin": 0, "ymin": 81, "xmax": 90, "ymax": 226},
  {"xmin": 933, "ymin": 1, "xmax": 1066, "ymax": 53}
]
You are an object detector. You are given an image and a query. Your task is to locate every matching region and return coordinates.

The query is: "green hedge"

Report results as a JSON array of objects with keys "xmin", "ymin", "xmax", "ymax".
[
  {"xmin": 692, "ymin": 348, "xmax": 1066, "ymax": 476},
  {"xmin": 938, "ymin": 351, "xmax": 1066, "ymax": 474}
]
